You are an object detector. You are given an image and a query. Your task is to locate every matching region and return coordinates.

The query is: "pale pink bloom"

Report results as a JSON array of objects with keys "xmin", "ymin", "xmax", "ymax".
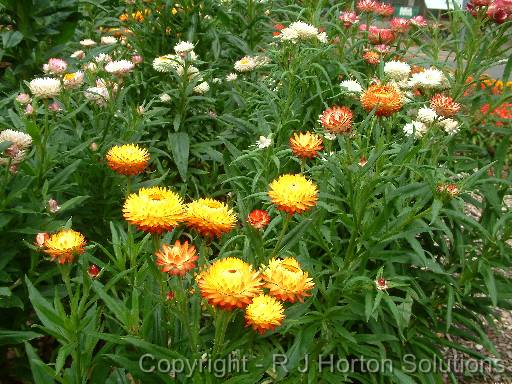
[
  {"xmin": 104, "ymin": 60, "xmax": 135, "ymax": 76},
  {"xmin": 410, "ymin": 15, "xmax": 428, "ymax": 27},
  {"xmin": 131, "ymin": 55, "xmax": 143, "ymax": 64},
  {"xmin": 16, "ymin": 93, "xmax": 31, "ymax": 105},
  {"xmin": 46, "ymin": 58, "xmax": 68, "ymax": 74},
  {"xmin": 374, "ymin": 44, "xmax": 390, "ymax": 53},
  {"xmin": 48, "ymin": 199, "xmax": 60, "ymax": 213},
  {"xmin": 339, "ymin": 11, "xmax": 360, "ymax": 27},
  {"xmin": 63, "ymin": 71, "xmax": 84, "ymax": 89},
  {"xmin": 48, "ymin": 102, "xmax": 62, "ymax": 112},
  {"xmin": 25, "ymin": 104, "xmax": 34, "ymax": 115}
]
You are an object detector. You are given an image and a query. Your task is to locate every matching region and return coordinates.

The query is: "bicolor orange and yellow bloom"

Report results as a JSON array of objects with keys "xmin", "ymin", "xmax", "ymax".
[
  {"xmin": 268, "ymin": 174, "xmax": 318, "ymax": 215},
  {"xmin": 245, "ymin": 294, "xmax": 285, "ymax": 334},
  {"xmin": 289, "ymin": 132, "xmax": 323, "ymax": 159},
  {"xmin": 261, "ymin": 257, "xmax": 315, "ymax": 303},
  {"xmin": 155, "ymin": 240, "xmax": 198, "ymax": 276},
  {"xmin": 360, "ymin": 84, "xmax": 404, "ymax": 116},
  {"xmin": 43, "ymin": 229, "xmax": 86, "ymax": 264},
  {"xmin": 185, "ymin": 198, "xmax": 237, "ymax": 238},
  {"xmin": 196, "ymin": 257, "xmax": 263, "ymax": 310},
  {"xmin": 106, "ymin": 144, "xmax": 149, "ymax": 176},
  {"xmin": 123, "ymin": 186, "xmax": 185, "ymax": 233}
]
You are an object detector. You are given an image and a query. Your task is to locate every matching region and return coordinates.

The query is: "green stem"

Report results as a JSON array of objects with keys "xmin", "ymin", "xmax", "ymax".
[
  {"xmin": 271, "ymin": 214, "xmax": 291, "ymax": 258},
  {"xmin": 212, "ymin": 309, "xmax": 232, "ymax": 358}
]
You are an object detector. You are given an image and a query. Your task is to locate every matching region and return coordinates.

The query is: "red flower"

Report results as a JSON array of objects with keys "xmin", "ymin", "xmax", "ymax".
[
  {"xmin": 87, "ymin": 264, "xmax": 101, "ymax": 279},
  {"xmin": 247, "ymin": 210, "xmax": 271, "ymax": 230}
]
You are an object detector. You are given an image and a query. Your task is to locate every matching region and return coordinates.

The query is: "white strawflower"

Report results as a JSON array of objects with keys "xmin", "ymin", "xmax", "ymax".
[
  {"xmin": 278, "ymin": 27, "xmax": 299, "ymax": 43},
  {"xmin": 71, "ymin": 50, "xmax": 85, "ymax": 59},
  {"xmin": 409, "ymin": 68, "xmax": 448, "ymax": 89},
  {"xmin": 417, "ymin": 107, "xmax": 437, "ymax": 123},
  {"xmin": 234, "ymin": 56, "xmax": 257, "ymax": 72},
  {"xmin": 63, "ymin": 71, "xmax": 84, "ymax": 89},
  {"xmin": 317, "ymin": 31, "xmax": 328, "ymax": 43},
  {"xmin": 254, "ymin": 56, "xmax": 271, "ymax": 67},
  {"xmin": 84, "ymin": 87, "xmax": 109, "ymax": 106},
  {"xmin": 152, "ymin": 55, "xmax": 174, "ymax": 72},
  {"xmin": 193, "ymin": 81, "xmax": 209, "ymax": 94},
  {"xmin": 226, "ymin": 73, "xmax": 238, "ymax": 81},
  {"xmin": 94, "ymin": 53, "xmax": 112, "ymax": 64},
  {"xmin": 176, "ymin": 65, "xmax": 201, "ymax": 80},
  {"xmin": 0, "ymin": 129, "xmax": 32, "ymax": 149},
  {"xmin": 439, "ymin": 118, "xmax": 459, "ymax": 135},
  {"xmin": 101, "ymin": 36, "xmax": 117, "ymax": 45},
  {"xmin": 159, "ymin": 93, "xmax": 171, "ymax": 103},
  {"xmin": 80, "ymin": 39, "xmax": 97, "ymax": 47},
  {"xmin": 256, "ymin": 135, "xmax": 271, "ymax": 149},
  {"xmin": 324, "ymin": 132, "xmax": 337, "ymax": 141},
  {"xmin": 28, "ymin": 77, "xmax": 62, "ymax": 98},
  {"xmin": 83, "ymin": 62, "xmax": 98, "ymax": 72},
  {"xmin": 105, "ymin": 60, "xmax": 135, "ymax": 76},
  {"xmin": 403, "ymin": 121, "xmax": 428, "ymax": 138},
  {"xmin": 174, "ymin": 41, "xmax": 195, "ymax": 54},
  {"xmin": 384, "ymin": 60, "xmax": 411, "ymax": 81},
  {"xmin": 212, "ymin": 78, "xmax": 222, "ymax": 84},
  {"xmin": 340, "ymin": 80, "xmax": 363, "ymax": 94}
]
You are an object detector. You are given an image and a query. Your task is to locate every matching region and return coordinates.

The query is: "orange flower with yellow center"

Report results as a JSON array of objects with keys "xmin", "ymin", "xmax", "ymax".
[
  {"xmin": 289, "ymin": 132, "xmax": 324, "ymax": 159},
  {"xmin": 268, "ymin": 174, "xmax": 318, "ymax": 215},
  {"xmin": 360, "ymin": 84, "xmax": 404, "ymax": 116},
  {"xmin": 261, "ymin": 257, "xmax": 314, "ymax": 303},
  {"xmin": 155, "ymin": 240, "xmax": 198, "ymax": 276},
  {"xmin": 106, "ymin": 144, "xmax": 149, "ymax": 176},
  {"xmin": 319, "ymin": 106, "xmax": 353, "ymax": 134},
  {"xmin": 245, "ymin": 294, "xmax": 285, "ymax": 334},
  {"xmin": 196, "ymin": 257, "xmax": 263, "ymax": 310},
  {"xmin": 185, "ymin": 198, "xmax": 237, "ymax": 238},
  {"xmin": 123, "ymin": 186, "xmax": 185, "ymax": 233},
  {"xmin": 43, "ymin": 229, "xmax": 86, "ymax": 264},
  {"xmin": 430, "ymin": 94, "xmax": 461, "ymax": 117}
]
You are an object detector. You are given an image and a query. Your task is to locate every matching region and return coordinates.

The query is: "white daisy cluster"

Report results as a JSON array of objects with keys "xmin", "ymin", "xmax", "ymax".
[
  {"xmin": 233, "ymin": 56, "xmax": 269, "ymax": 73},
  {"xmin": 276, "ymin": 21, "xmax": 327, "ymax": 44},
  {"xmin": 84, "ymin": 87, "xmax": 110, "ymax": 106},
  {"xmin": 383, "ymin": 61, "xmax": 411, "ymax": 81},
  {"xmin": 105, "ymin": 60, "xmax": 135, "ymax": 76},
  {"xmin": 0, "ymin": 129, "xmax": 32, "ymax": 165},
  {"xmin": 28, "ymin": 77, "xmax": 62, "ymax": 98},
  {"xmin": 403, "ymin": 121, "xmax": 428, "ymax": 138},
  {"xmin": 406, "ymin": 106, "xmax": 460, "ymax": 138},
  {"xmin": 408, "ymin": 67, "xmax": 449, "ymax": 90},
  {"xmin": 340, "ymin": 79, "xmax": 363, "ymax": 94}
]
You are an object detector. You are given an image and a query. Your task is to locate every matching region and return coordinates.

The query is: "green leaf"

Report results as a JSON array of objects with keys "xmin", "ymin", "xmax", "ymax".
[
  {"xmin": 25, "ymin": 342, "xmax": 56, "ymax": 384},
  {"xmin": 1, "ymin": 31, "xmax": 23, "ymax": 48},
  {"xmin": 167, "ymin": 132, "xmax": 189, "ymax": 181},
  {"xmin": 0, "ymin": 330, "xmax": 42, "ymax": 345}
]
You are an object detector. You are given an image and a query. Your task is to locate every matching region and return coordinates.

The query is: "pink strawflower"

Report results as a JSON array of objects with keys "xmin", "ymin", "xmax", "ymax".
[
  {"xmin": 390, "ymin": 18, "xmax": 410, "ymax": 33},
  {"xmin": 410, "ymin": 15, "xmax": 428, "ymax": 26},
  {"xmin": 46, "ymin": 58, "xmax": 68, "ymax": 74},
  {"xmin": 339, "ymin": 11, "xmax": 360, "ymax": 27},
  {"xmin": 356, "ymin": 0, "xmax": 379, "ymax": 12},
  {"xmin": 16, "ymin": 93, "xmax": 31, "ymax": 105},
  {"xmin": 375, "ymin": 3, "xmax": 394, "ymax": 16}
]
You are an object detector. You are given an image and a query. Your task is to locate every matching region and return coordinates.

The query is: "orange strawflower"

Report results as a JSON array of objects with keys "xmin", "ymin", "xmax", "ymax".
[
  {"xmin": 185, "ymin": 198, "xmax": 237, "ymax": 238},
  {"xmin": 196, "ymin": 257, "xmax": 263, "ymax": 310},
  {"xmin": 289, "ymin": 132, "xmax": 323, "ymax": 159},
  {"xmin": 245, "ymin": 294, "xmax": 285, "ymax": 334},
  {"xmin": 360, "ymin": 84, "xmax": 404, "ymax": 116},
  {"xmin": 268, "ymin": 174, "xmax": 318, "ymax": 215},
  {"xmin": 106, "ymin": 144, "xmax": 149, "ymax": 176},
  {"xmin": 155, "ymin": 240, "xmax": 198, "ymax": 276},
  {"xmin": 319, "ymin": 105, "xmax": 353, "ymax": 134},
  {"xmin": 43, "ymin": 229, "xmax": 86, "ymax": 264},
  {"xmin": 261, "ymin": 257, "xmax": 315, "ymax": 303}
]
